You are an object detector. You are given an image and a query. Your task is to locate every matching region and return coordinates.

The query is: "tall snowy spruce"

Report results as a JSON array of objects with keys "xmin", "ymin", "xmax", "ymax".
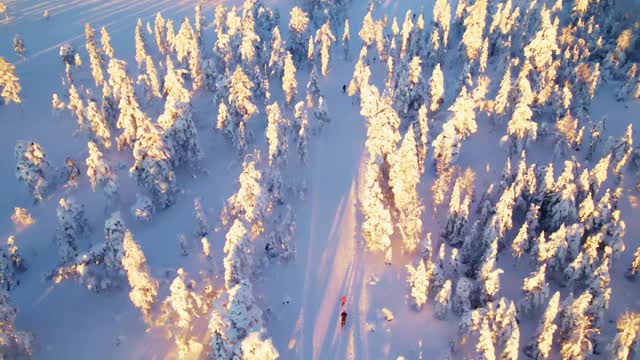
[
  {"xmin": 55, "ymin": 197, "xmax": 91, "ymax": 263},
  {"xmin": 86, "ymin": 142, "xmax": 119, "ymax": 208},
  {"xmin": 390, "ymin": 125, "xmax": 423, "ymax": 253},
  {"xmin": 122, "ymin": 231, "xmax": 157, "ymax": 323},
  {"xmin": 222, "ymin": 158, "xmax": 268, "ymax": 229},
  {"xmin": 406, "ymin": 259, "xmax": 431, "ymax": 310},
  {"xmin": 288, "ymin": 7, "xmax": 310, "ymax": 63},
  {"xmin": 223, "ymin": 66, "xmax": 258, "ymax": 154},
  {"xmin": 15, "ymin": 141, "xmax": 52, "ymax": 202},
  {"xmin": 129, "ymin": 123, "xmax": 177, "ymax": 209},
  {"xmin": 158, "ymin": 101, "xmax": 202, "ymax": 170},
  {"xmin": 0, "ymin": 290, "xmax": 33, "ymax": 358},
  {"xmin": 0, "ymin": 57, "xmax": 22, "ymax": 105}
]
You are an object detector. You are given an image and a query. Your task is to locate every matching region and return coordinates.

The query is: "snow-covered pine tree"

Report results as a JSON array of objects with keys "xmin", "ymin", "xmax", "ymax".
[
  {"xmin": 51, "ymin": 93, "xmax": 65, "ymax": 112},
  {"xmin": 414, "ymin": 105, "xmax": 430, "ymax": 175},
  {"xmin": 0, "ymin": 247, "xmax": 17, "ymax": 291},
  {"xmin": 519, "ymin": 263, "xmax": 550, "ymax": 313},
  {"xmin": 134, "ymin": 18, "xmax": 148, "ymax": 69},
  {"xmin": 122, "ymin": 230, "xmax": 157, "ymax": 322},
  {"xmin": 478, "ymin": 239, "xmax": 504, "ymax": 303},
  {"xmin": 104, "ymin": 211, "xmax": 127, "ymax": 276},
  {"xmin": 237, "ymin": 329, "xmax": 279, "ymax": 360},
  {"xmin": 459, "ymin": 0, "xmax": 487, "ymax": 63},
  {"xmin": 6, "ymin": 236, "xmax": 26, "ymax": 273},
  {"xmin": 449, "ymin": 85, "xmax": 477, "ymax": 138},
  {"xmin": 609, "ymin": 312, "xmax": 640, "ymax": 360},
  {"xmin": 453, "ymin": 276, "xmax": 473, "ymax": 315},
  {"xmin": 315, "ymin": 20, "xmax": 336, "ymax": 78},
  {"xmin": 223, "ymin": 158, "xmax": 268, "ymax": 228},
  {"xmin": 157, "ymin": 268, "xmax": 206, "ymax": 355},
  {"xmin": 175, "ymin": 17, "xmax": 195, "ymax": 65},
  {"xmin": 313, "ymin": 95, "xmax": 330, "ymax": 131},
  {"xmin": 265, "ymin": 204, "xmax": 296, "ymax": 259},
  {"xmin": 13, "ymin": 35, "xmax": 25, "ymax": 58},
  {"xmin": 608, "ymin": 123, "xmax": 633, "ymax": 176},
  {"xmin": 55, "ymin": 197, "xmax": 91, "ymax": 263},
  {"xmin": 358, "ymin": 5, "xmax": 377, "ymax": 50},
  {"xmin": 626, "ymin": 246, "xmax": 640, "ymax": 280},
  {"xmin": 396, "ymin": 10, "xmax": 413, "ymax": 58},
  {"xmin": 283, "ymin": 52, "xmax": 297, "ymax": 108},
  {"xmin": 165, "ymin": 19, "xmax": 176, "ymax": 53},
  {"xmin": 361, "ymin": 158, "xmax": 394, "ymax": 264},
  {"xmin": 342, "ymin": 18, "xmax": 350, "ymax": 60},
  {"xmin": 558, "ymin": 291, "xmax": 596, "ymax": 359},
  {"xmin": 15, "ymin": 141, "xmax": 52, "ymax": 202},
  {"xmin": 163, "ymin": 56, "xmax": 191, "ymax": 108},
  {"xmin": 428, "ymin": 63, "xmax": 444, "ymax": 113},
  {"xmin": 100, "ymin": 26, "xmax": 114, "ymax": 58},
  {"xmin": 540, "ymin": 161, "xmax": 578, "ymax": 231},
  {"xmin": 144, "ymin": 56, "xmax": 162, "ymax": 99},
  {"xmin": 406, "ymin": 259, "xmax": 430, "ymax": 310},
  {"xmin": 86, "ymin": 99, "xmax": 112, "ymax": 150},
  {"xmin": 194, "ymin": 2, "xmax": 204, "ymax": 42},
  {"xmin": 129, "ymin": 122, "xmax": 177, "ymax": 209},
  {"xmin": 294, "ymin": 101, "xmax": 310, "ymax": 164},
  {"xmin": 476, "ymin": 318, "xmax": 496, "ymax": 360},
  {"xmin": 59, "ymin": 43, "xmax": 76, "ymax": 67},
  {"xmin": 432, "ymin": 122, "xmax": 461, "ymax": 175},
  {"xmin": 288, "ymin": 7, "xmax": 310, "ymax": 63},
  {"xmin": 226, "ymin": 65, "xmax": 258, "ymax": 154},
  {"xmin": 435, "ymin": 279, "xmax": 452, "ymax": 319},
  {"xmin": 154, "ymin": 12, "xmax": 167, "ymax": 54},
  {"xmin": 408, "ymin": 11, "xmax": 426, "ymax": 59},
  {"xmin": 525, "ymin": 291, "xmax": 560, "ymax": 359},
  {"xmin": 347, "ymin": 47, "xmax": 371, "ymax": 99},
  {"xmin": 67, "ymin": 84, "xmax": 86, "ymax": 130},
  {"xmin": 502, "ymin": 99, "xmax": 538, "ymax": 155},
  {"xmin": 432, "ymin": 0, "xmax": 451, "ymax": 50},
  {"xmin": 86, "ymin": 142, "xmax": 119, "ymax": 207},
  {"xmin": 131, "ymin": 193, "xmax": 154, "ymax": 221},
  {"xmin": 500, "ymin": 317, "xmax": 520, "ymax": 360},
  {"xmin": 492, "ymin": 65, "xmax": 512, "ymax": 121},
  {"xmin": 85, "ymin": 23, "xmax": 105, "ymax": 87},
  {"xmin": 101, "ymin": 83, "xmax": 118, "ymax": 125},
  {"xmin": 193, "ymin": 197, "xmax": 209, "ymax": 238},
  {"xmin": 523, "ymin": 6, "xmax": 559, "ymax": 74},
  {"xmin": 511, "ymin": 221, "xmax": 530, "ymax": 260},
  {"xmin": 443, "ymin": 177, "xmax": 471, "ymax": 246},
  {"xmin": 158, "ymin": 101, "xmax": 202, "ymax": 170},
  {"xmin": 553, "ymin": 111, "xmax": 581, "ymax": 157},
  {"xmin": 0, "ymin": 290, "xmax": 33, "ymax": 358},
  {"xmin": 306, "ymin": 65, "xmax": 321, "ymax": 108},
  {"xmin": 265, "ymin": 102, "xmax": 288, "ymax": 168},
  {"xmin": 224, "ymin": 279, "xmax": 263, "ymax": 344},
  {"xmin": 115, "ymin": 85, "xmax": 150, "ymax": 150},
  {"xmin": 587, "ymin": 117, "xmax": 607, "ymax": 160},
  {"xmin": 268, "ymin": 27, "xmax": 286, "ymax": 79}
]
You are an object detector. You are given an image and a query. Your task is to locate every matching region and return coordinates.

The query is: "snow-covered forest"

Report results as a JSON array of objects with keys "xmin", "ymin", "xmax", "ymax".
[{"xmin": 1, "ymin": 0, "xmax": 640, "ymax": 358}]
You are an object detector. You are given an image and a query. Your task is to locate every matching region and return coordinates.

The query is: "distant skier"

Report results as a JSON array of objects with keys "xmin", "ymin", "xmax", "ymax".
[
  {"xmin": 342, "ymin": 84, "xmax": 346, "ymax": 93},
  {"xmin": 340, "ymin": 296, "xmax": 347, "ymax": 328}
]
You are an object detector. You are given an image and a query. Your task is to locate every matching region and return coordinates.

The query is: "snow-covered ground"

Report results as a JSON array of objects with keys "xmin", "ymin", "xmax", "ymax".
[{"xmin": 1, "ymin": 0, "xmax": 640, "ymax": 359}]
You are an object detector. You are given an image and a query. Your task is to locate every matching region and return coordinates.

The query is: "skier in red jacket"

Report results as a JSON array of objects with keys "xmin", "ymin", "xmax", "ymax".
[{"xmin": 340, "ymin": 296, "xmax": 348, "ymax": 328}]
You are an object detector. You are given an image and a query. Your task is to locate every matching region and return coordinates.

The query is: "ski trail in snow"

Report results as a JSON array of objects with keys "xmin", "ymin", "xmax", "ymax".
[
  {"xmin": 309, "ymin": 174, "xmax": 371, "ymax": 360},
  {"xmin": 334, "ymin": 181, "xmax": 368, "ymax": 360},
  {"xmin": 310, "ymin": 184, "xmax": 353, "ymax": 360}
]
